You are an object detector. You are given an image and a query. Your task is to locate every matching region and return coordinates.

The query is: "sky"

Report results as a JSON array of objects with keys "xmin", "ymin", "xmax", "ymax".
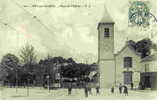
[{"xmin": 0, "ymin": 0, "xmax": 157, "ymax": 63}]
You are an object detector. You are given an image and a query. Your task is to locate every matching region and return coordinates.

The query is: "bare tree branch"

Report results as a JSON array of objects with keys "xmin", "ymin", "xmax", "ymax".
[{"xmin": 19, "ymin": 44, "xmax": 37, "ymax": 65}]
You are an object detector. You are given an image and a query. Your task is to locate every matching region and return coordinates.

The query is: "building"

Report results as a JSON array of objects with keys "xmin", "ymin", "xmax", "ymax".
[
  {"xmin": 115, "ymin": 42, "xmax": 142, "ymax": 88},
  {"xmin": 140, "ymin": 52, "xmax": 157, "ymax": 90},
  {"xmin": 98, "ymin": 7, "xmax": 157, "ymax": 89},
  {"xmin": 98, "ymin": 7, "xmax": 115, "ymax": 88}
]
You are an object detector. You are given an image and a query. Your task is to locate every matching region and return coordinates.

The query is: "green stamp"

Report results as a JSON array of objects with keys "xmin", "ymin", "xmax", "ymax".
[{"xmin": 129, "ymin": 1, "xmax": 150, "ymax": 26}]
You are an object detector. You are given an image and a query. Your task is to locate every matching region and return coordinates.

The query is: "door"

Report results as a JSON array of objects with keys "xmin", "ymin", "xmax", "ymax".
[
  {"xmin": 144, "ymin": 76, "xmax": 151, "ymax": 88},
  {"xmin": 124, "ymin": 71, "xmax": 133, "ymax": 84}
]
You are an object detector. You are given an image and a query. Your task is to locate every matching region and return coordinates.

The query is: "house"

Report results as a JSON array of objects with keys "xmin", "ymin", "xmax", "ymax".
[{"xmin": 115, "ymin": 41, "xmax": 142, "ymax": 88}]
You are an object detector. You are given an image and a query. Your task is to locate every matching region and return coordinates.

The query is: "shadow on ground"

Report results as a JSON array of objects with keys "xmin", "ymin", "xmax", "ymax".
[{"xmin": 10, "ymin": 95, "xmax": 27, "ymax": 98}]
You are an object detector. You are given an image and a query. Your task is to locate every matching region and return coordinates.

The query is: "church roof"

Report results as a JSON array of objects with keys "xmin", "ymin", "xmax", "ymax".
[
  {"xmin": 141, "ymin": 53, "xmax": 157, "ymax": 62},
  {"xmin": 115, "ymin": 41, "xmax": 141, "ymax": 56},
  {"xmin": 99, "ymin": 6, "xmax": 114, "ymax": 24}
]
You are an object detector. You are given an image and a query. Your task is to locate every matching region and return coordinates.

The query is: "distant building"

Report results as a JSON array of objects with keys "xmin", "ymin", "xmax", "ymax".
[{"xmin": 141, "ymin": 52, "xmax": 157, "ymax": 90}]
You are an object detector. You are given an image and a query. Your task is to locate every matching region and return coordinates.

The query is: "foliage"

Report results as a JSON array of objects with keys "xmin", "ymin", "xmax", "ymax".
[
  {"xmin": 127, "ymin": 40, "xmax": 136, "ymax": 49},
  {"xmin": 127, "ymin": 38, "xmax": 154, "ymax": 58},
  {"xmin": 0, "ymin": 53, "xmax": 19, "ymax": 83},
  {"xmin": 0, "ymin": 44, "xmax": 97, "ymax": 86},
  {"xmin": 39, "ymin": 56, "xmax": 92, "ymax": 82},
  {"xmin": 19, "ymin": 44, "xmax": 37, "ymax": 65},
  {"xmin": 61, "ymin": 63, "xmax": 91, "ymax": 79},
  {"xmin": 1, "ymin": 53, "xmax": 19, "ymax": 72},
  {"xmin": 135, "ymin": 38, "xmax": 153, "ymax": 58}
]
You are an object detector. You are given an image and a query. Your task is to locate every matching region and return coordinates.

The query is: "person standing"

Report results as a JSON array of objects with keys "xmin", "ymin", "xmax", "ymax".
[
  {"xmin": 131, "ymin": 82, "xmax": 134, "ymax": 90},
  {"xmin": 68, "ymin": 87, "xmax": 72, "ymax": 95},
  {"xmin": 123, "ymin": 85, "xmax": 128, "ymax": 96},
  {"xmin": 119, "ymin": 83, "xmax": 122, "ymax": 94},
  {"xmin": 96, "ymin": 86, "xmax": 100, "ymax": 94},
  {"xmin": 111, "ymin": 86, "xmax": 114, "ymax": 94},
  {"xmin": 84, "ymin": 87, "xmax": 88, "ymax": 97},
  {"xmin": 141, "ymin": 82, "xmax": 145, "ymax": 90},
  {"xmin": 88, "ymin": 87, "xmax": 92, "ymax": 95}
]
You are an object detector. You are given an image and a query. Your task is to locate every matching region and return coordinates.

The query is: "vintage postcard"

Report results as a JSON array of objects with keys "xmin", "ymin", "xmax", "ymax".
[{"xmin": 0, "ymin": 0, "xmax": 157, "ymax": 100}]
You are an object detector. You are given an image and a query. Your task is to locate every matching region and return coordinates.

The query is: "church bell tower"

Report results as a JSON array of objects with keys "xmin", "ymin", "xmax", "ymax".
[{"xmin": 98, "ymin": 7, "xmax": 115, "ymax": 88}]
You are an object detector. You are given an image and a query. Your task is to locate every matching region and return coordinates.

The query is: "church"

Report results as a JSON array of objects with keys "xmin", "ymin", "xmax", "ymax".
[{"xmin": 98, "ymin": 7, "xmax": 157, "ymax": 90}]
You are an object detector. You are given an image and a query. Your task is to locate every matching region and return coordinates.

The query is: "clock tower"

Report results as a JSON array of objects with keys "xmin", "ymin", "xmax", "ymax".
[{"xmin": 98, "ymin": 7, "xmax": 115, "ymax": 88}]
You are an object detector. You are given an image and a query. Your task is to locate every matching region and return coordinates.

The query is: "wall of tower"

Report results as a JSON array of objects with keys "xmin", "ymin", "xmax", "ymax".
[
  {"xmin": 98, "ymin": 23, "xmax": 114, "ymax": 60},
  {"xmin": 98, "ymin": 23, "xmax": 115, "ymax": 88},
  {"xmin": 99, "ymin": 60, "xmax": 115, "ymax": 88}
]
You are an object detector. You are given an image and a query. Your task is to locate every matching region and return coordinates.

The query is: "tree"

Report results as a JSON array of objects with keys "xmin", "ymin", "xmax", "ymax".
[
  {"xmin": 0, "ymin": 53, "xmax": 19, "ymax": 84},
  {"xmin": 67, "ymin": 58, "xmax": 75, "ymax": 64},
  {"xmin": 61, "ymin": 63, "xmax": 91, "ymax": 79},
  {"xmin": 135, "ymin": 38, "xmax": 153, "ymax": 58},
  {"xmin": 20, "ymin": 44, "xmax": 37, "ymax": 65},
  {"xmin": 1, "ymin": 53, "xmax": 19, "ymax": 72},
  {"xmin": 127, "ymin": 40, "xmax": 136, "ymax": 49}
]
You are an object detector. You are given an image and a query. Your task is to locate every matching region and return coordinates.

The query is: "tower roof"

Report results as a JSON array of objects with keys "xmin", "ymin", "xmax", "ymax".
[{"xmin": 99, "ymin": 6, "xmax": 114, "ymax": 24}]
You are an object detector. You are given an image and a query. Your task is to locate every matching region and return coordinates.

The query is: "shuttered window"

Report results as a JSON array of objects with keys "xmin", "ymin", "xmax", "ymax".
[{"xmin": 124, "ymin": 57, "xmax": 132, "ymax": 68}]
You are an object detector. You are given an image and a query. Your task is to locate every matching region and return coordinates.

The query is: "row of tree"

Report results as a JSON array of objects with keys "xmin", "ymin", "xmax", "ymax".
[
  {"xmin": 0, "ymin": 44, "xmax": 37, "ymax": 86},
  {"xmin": 0, "ymin": 44, "xmax": 97, "ymax": 87}
]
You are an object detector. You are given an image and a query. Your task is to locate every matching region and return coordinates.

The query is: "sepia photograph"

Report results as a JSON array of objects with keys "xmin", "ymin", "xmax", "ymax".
[{"xmin": 0, "ymin": 0, "xmax": 157, "ymax": 100}]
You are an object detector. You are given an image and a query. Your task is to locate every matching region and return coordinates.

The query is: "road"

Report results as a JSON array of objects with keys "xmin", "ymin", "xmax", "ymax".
[{"xmin": 0, "ymin": 87, "xmax": 157, "ymax": 100}]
